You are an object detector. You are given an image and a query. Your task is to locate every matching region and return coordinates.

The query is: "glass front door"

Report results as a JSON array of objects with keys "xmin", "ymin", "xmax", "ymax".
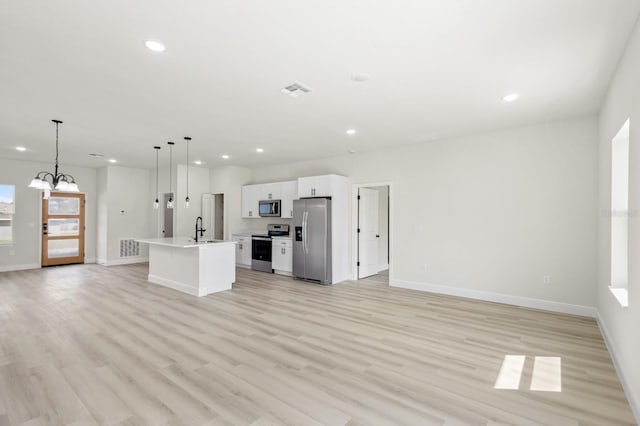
[{"xmin": 42, "ymin": 192, "xmax": 85, "ymax": 266}]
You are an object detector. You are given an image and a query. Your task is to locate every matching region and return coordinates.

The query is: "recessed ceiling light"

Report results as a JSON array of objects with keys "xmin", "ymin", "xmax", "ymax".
[
  {"xmin": 108, "ymin": 159, "xmax": 117, "ymax": 163},
  {"xmin": 256, "ymin": 148, "xmax": 264, "ymax": 153},
  {"xmin": 348, "ymin": 149, "xmax": 356, "ymax": 154},
  {"xmin": 502, "ymin": 93, "xmax": 519, "ymax": 102},
  {"xmin": 145, "ymin": 40, "xmax": 165, "ymax": 52},
  {"xmin": 15, "ymin": 146, "xmax": 26, "ymax": 151},
  {"xmin": 194, "ymin": 160, "xmax": 203, "ymax": 165},
  {"xmin": 346, "ymin": 129, "xmax": 356, "ymax": 135},
  {"xmin": 221, "ymin": 155, "xmax": 230, "ymax": 159},
  {"xmin": 351, "ymin": 73, "xmax": 370, "ymax": 82}
]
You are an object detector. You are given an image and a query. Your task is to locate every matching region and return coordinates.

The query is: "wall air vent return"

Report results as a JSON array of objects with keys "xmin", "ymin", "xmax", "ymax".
[
  {"xmin": 119, "ymin": 239, "xmax": 140, "ymax": 258},
  {"xmin": 281, "ymin": 82, "xmax": 311, "ymax": 97}
]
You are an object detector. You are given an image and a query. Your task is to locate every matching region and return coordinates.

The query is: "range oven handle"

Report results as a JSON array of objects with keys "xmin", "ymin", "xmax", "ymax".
[{"xmin": 252, "ymin": 237, "xmax": 272, "ymax": 241}]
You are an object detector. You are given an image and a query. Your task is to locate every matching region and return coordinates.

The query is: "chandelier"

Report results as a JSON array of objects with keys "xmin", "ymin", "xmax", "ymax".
[{"xmin": 28, "ymin": 119, "xmax": 79, "ymax": 192}]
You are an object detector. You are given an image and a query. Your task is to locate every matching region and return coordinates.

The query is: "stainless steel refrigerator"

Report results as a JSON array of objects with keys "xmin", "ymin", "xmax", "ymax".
[{"xmin": 293, "ymin": 198, "xmax": 332, "ymax": 284}]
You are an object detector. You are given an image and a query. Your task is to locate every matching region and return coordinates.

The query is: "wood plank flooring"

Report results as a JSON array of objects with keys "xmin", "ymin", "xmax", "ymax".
[{"xmin": 0, "ymin": 264, "xmax": 635, "ymax": 425}]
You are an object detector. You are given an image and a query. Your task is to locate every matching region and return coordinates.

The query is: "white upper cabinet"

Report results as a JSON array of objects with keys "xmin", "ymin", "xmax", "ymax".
[
  {"xmin": 241, "ymin": 184, "xmax": 260, "ymax": 218},
  {"xmin": 242, "ymin": 180, "xmax": 298, "ymax": 219},
  {"xmin": 280, "ymin": 181, "xmax": 297, "ymax": 218},
  {"xmin": 258, "ymin": 183, "xmax": 281, "ymax": 201},
  {"xmin": 297, "ymin": 174, "xmax": 340, "ymax": 198}
]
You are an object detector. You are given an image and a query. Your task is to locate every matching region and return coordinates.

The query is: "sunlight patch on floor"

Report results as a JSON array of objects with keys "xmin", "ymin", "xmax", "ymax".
[
  {"xmin": 530, "ymin": 356, "xmax": 562, "ymax": 392},
  {"xmin": 494, "ymin": 355, "xmax": 526, "ymax": 390},
  {"xmin": 494, "ymin": 355, "xmax": 562, "ymax": 392}
]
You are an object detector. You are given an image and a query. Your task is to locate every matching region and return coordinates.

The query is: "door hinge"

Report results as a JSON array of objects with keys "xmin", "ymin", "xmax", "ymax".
[
  {"xmin": 357, "ymin": 195, "xmax": 360, "ymax": 200},
  {"xmin": 357, "ymin": 228, "xmax": 360, "ymax": 233},
  {"xmin": 357, "ymin": 261, "xmax": 360, "ymax": 267}
]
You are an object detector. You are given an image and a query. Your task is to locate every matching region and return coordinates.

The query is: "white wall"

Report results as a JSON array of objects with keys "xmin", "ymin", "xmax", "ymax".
[
  {"xmin": 96, "ymin": 167, "xmax": 108, "ymax": 263},
  {"xmin": 107, "ymin": 166, "xmax": 151, "ymax": 263},
  {"xmin": 0, "ymin": 158, "xmax": 97, "ymax": 270},
  {"xmin": 210, "ymin": 166, "xmax": 253, "ymax": 239},
  {"xmin": 252, "ymin": 116, "xmax": 599, "ymax": 309},
  {"xmin": 597, "ymin": 16, "xmax": 640, "ymax": 419},
  {"xmin": 176, "ymin": 164, "xmax": 210, "ymax": 238},
  {"xmin": 375, "ymin": 185, "xmax": 389, "ymax": 269},
  {"xmin": 96, "ymin": 166, "xmax": 152, "ymax": 265}
]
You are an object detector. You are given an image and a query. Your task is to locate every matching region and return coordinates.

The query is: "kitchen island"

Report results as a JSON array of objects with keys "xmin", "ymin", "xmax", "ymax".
[{"xmin": 135, "ymin": 238, "xmax": 236, "ymax": 297}]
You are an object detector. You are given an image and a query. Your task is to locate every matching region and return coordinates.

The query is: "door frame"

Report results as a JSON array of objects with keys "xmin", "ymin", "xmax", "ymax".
[
  {"xmin": 41, "ymin": 192, "xmax": 86, "ymax": 266},
  {"xmin": 351, "ymin": 181, "xmax": 393, "ymax": 282}
]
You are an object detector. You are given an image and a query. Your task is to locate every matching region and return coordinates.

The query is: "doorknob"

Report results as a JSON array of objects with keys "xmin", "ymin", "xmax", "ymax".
[{"xmin": 376, "ymin": 234, "xmax": 380, "ymax": 238}]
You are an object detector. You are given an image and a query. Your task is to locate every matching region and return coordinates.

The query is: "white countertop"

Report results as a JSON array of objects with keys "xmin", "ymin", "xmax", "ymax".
[
  {"xmin": 136, "ymin": 237, "xmax": 237, "ymax": 248},
  {"xmin": 231, "ymin": 231, "xmax": 254, "ymax": 237},
  {"xmin": 272, "ymin": 235, "xmax": 293, "ymax": 240}
]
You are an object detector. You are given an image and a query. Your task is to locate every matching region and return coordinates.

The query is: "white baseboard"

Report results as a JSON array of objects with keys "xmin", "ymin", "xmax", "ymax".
[
  {"xmin": 148, "ymin": 274, "xmax": 200, "ymax": 296},
  {"xmin": 0, "ymin": 263, "xmax": 41, "ymax": 273},
  {"xmin": 596, "ymin": 311, "xmax": 640, "ymax": 423},
  {"xmin": 390, "ymin": 279, "xmax": 597, "ymax": 318},
  {"xmin": 274, "ymin": 270, "xmax": 292, "ymax": 277},
  {"xmin": 236, "ymin": 264, "xmax": 252, "ymax": 269},
  {"xmin": 378, "ymin": 263, "xmax": 389, "ymax": 272},
  {"xmin": 104, "ymin": 257, "xmax": 149, "ymax": 266},
  {"xmin": 84, "ymin": 257, "xmax": 96, "ymax": 264}
]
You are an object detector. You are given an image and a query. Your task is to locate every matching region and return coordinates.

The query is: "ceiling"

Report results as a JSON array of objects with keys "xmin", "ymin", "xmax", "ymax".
[{"xmin": 1, "ymin": 0, "xmax": 639, "ymax": 170}]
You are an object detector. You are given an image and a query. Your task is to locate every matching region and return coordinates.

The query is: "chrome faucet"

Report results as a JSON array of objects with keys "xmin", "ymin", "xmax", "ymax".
[{"xmin": 195, "ymin": 216, "xmax": 206, "ymax": 242}]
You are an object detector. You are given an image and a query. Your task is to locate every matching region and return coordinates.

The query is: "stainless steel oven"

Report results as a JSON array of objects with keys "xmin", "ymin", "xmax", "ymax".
[
  {"xmin": 251, "ymin": 236, "xmax": 272, "ymax": 272},
  {"xmin": 251, "ymin": 224, "xmax": 289, "ymax": 273}
]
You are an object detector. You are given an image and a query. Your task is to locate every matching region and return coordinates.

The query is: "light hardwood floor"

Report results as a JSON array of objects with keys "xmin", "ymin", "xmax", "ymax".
[{"xmin": 0, "ymin": 264, "xmax": 635, "ymax": 425}]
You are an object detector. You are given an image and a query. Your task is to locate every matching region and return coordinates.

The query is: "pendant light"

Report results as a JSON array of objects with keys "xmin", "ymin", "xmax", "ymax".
[
  {"xmin": 29, "ymin": 119, "xmax": 79, "ymax": 192},
  {"xmin": 167, "ymin": 141, "xmax": 175, "ymax": 209},
  {"xmin": 184, "ymin": 136, "xmax": 191, "ymax": 208},
  {"xmin": 153, "ymin": 146, "xmax": 161, "ymax": 209}
]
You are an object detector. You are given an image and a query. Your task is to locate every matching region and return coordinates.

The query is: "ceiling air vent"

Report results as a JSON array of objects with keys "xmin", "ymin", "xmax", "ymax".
[{"xmin": 281, "ymin": 82, "xmax": 311, "ymax": 97}]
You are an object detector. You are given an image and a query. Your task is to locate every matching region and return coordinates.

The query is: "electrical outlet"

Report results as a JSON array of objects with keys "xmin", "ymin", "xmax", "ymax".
[{"xmin": 543, "ymin": 275, "xmax": 551, "ymax": 284}]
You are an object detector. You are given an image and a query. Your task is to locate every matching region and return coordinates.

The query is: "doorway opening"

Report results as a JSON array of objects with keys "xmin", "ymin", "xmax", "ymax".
[
  {"xmin": 354, "ymin": 183, "xmax": 391, "ymax": 282},
  {"xmin": 162, "ymin": 193, "xmax": 174, "ymax": 237},
  {"xmin": 202, "ymin": 193, "xmax": 224, "ymax": 240},
  {"xmin": 41, "ymin": 192, "xmax": 85, "ymax": 266}
]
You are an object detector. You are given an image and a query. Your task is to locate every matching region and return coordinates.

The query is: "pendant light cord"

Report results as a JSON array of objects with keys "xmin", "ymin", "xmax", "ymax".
[
  {"xmin": 155, "ymin": 147, "xmax": 159, "ymax": 198},
  {"xmin": 184, "ymin": 136, "xmax": 191, "ymax": 201},
  {"xmin": 169, "ymin": 143, "xmax": 173, "ymax": 198},
  {"xmin": 53, "ymin": 120, "xmax": 61, "ymax": 179},
  {"xmin": 186, "ymin": 139, "xmax": 189, "ymax": 196}
]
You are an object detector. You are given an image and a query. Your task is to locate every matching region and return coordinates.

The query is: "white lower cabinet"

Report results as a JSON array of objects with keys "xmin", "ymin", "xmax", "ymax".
[
  {"xmin": 272, "ymin": 239, "xmax": 292, "ymax": 274},
  {"xmin": 232, "ymin": 235, "xmax": 252, "ymax": 267}
]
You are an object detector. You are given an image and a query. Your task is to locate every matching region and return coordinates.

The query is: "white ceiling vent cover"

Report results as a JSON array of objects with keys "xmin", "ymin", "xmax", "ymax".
[{"xmin": 281, "ymin": 82, "xmax": 311, "ymax": 97}]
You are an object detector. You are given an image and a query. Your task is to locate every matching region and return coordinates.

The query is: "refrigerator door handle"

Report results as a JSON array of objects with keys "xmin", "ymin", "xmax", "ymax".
[{"xmin": 303, "ymin": 211, "xmax": 308, "ymax": 254}]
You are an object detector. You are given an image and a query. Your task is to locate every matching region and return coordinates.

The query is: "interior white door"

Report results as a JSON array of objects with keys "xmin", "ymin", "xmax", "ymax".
[{"xmin": 358, "ymin": 188, "xmax": 380, "ymax": 279}]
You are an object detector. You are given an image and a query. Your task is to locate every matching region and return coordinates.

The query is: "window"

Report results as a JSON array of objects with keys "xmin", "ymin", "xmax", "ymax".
[
  {"xmin": 0, "ymin": 185, "xmax": 15, "ymax": 245},
  {"xmin": 610, "ymin": 119, "xmax": 630, "ymax": 307}
]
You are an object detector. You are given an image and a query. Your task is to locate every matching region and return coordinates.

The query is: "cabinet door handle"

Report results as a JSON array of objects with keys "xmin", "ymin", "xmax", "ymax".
[
  {"xmin": 249, "ymin": 211, "xmax": 252, "ymax": 216},
  {"xmin": 291, "ymin": 210, "xmax": 293, "ymax": 216}
]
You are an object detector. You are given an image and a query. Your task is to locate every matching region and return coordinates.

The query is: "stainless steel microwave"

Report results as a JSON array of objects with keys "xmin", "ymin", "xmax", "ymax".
[{"xmin": 259, "ymin": 199, "xmax": 281, "ymax": 217}]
